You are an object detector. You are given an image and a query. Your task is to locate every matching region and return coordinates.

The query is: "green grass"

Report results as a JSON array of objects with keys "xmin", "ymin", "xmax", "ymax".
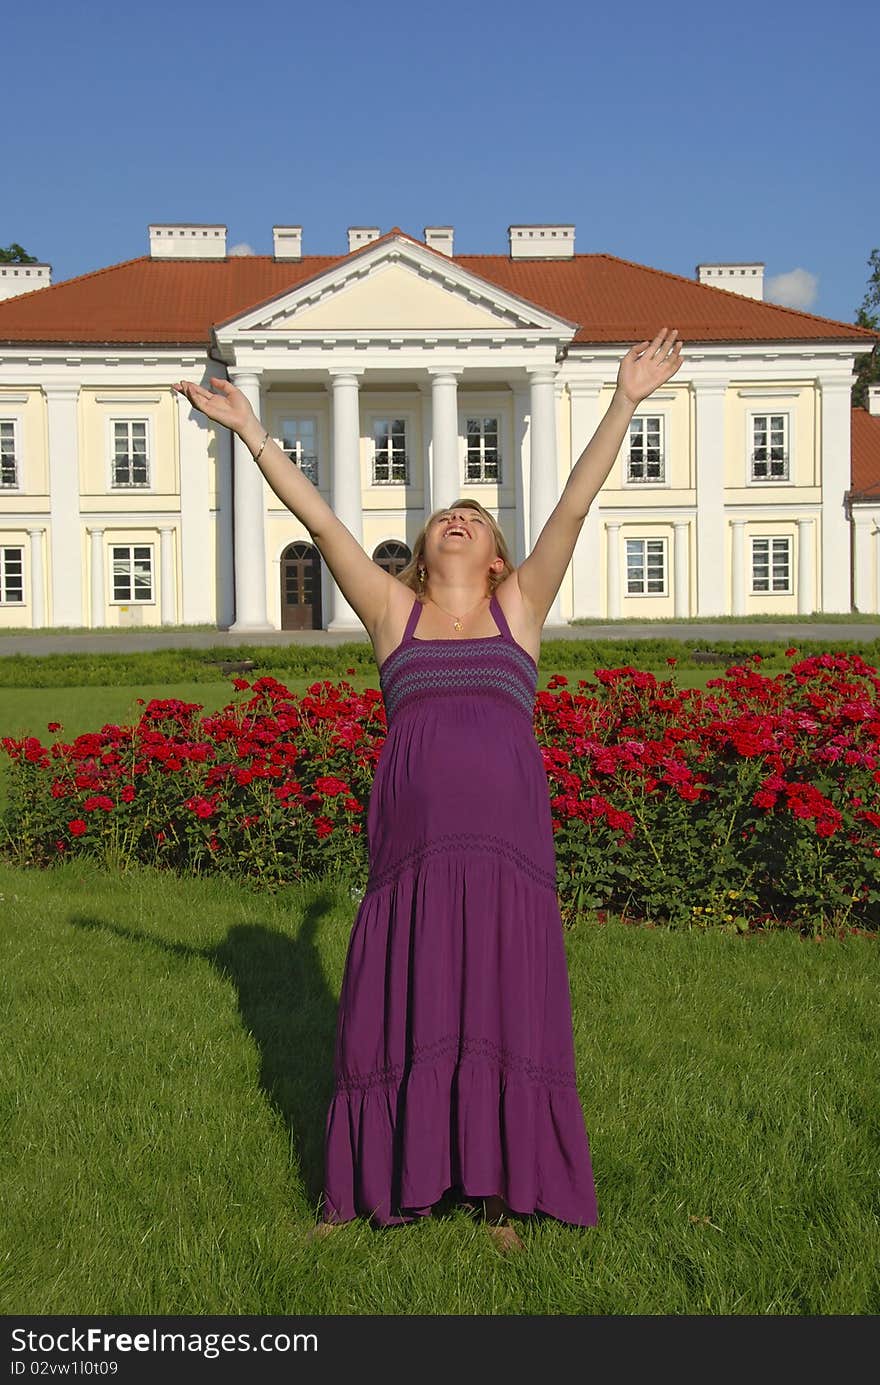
[
  {"xmin": 570, "ymin": 612, "xmax": 880, "ymax": 625},
  {"xmin": 1, "ymin": 854, "xmax": 876, "ymax": 1315}
]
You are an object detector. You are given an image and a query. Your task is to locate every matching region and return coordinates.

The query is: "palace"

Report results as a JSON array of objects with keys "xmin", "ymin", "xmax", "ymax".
[{"xmin": 0, "ymin": 222, "xmax": 878, "ymax": 633}]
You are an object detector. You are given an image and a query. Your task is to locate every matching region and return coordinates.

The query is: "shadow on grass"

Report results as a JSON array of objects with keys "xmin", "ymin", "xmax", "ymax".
[
  {"xmin": 70, "ymin": 891, "xmax": 340, "ymax": 1219},
  {"xmin": 67, "ymin": 892, "xmax": 489, "ymax": 1237}
]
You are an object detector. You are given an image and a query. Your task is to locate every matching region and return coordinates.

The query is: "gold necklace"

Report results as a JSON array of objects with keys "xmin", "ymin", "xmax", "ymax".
[{"xmin": 427, "ymin": 591, "xmax": 489, "ymax": 632}]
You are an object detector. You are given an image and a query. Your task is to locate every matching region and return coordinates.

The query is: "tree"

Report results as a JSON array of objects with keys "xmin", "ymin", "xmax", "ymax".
[
  {"xmin": 853, "ymin": 248, "xmax": 880, "ymax": 409},
  {"xmin": 0, "ymin": 243, "xmax": 39, "ymax": 264}
]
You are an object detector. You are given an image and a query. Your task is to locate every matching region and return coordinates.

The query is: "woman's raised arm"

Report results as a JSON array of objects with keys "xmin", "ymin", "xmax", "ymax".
[{"xmin": 173, "ymin": 376, "xmax": 399, "ymax": 635}]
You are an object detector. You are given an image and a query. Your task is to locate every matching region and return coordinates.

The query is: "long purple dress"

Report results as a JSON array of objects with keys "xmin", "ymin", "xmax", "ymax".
[{"xmin": 320, "ymin": 588, "xmax": 598, "ymax": 1228}]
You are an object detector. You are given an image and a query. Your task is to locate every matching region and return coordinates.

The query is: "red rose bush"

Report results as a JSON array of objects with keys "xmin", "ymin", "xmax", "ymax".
[{"xmin": 2, "ymin": 651, "xmax": 879, "ymax": 935}]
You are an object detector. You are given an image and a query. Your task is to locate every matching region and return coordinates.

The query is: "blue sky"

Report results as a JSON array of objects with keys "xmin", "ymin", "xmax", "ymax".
[{"xmin": 6, "ymin": 0, "xmax": 878, "ymax": 327}]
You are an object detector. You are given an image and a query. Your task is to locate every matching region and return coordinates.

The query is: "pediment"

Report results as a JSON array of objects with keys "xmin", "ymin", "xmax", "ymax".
[
  {"xmin": 274, "ymin": 262, "xmax": 517, "ymax": 331},
  {"xmin": 217, "ymin": 235, "xmax": 578, "ymax": 339}
]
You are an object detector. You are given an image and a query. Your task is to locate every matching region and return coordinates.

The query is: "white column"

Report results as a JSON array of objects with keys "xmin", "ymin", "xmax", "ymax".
[
  {"xmin": 673, "ymin": 520, "xmax": 690, "ymax": 618},
  {"xmin": 730, "ymin": 519, "xmax": 746, "ymax": 616},
  {"xmin": 853, "ymin": 517, "xmax": 873, "ymax": 613},
  {"xmin": 27, "ymin": 527, "xmax": 46, "ymax": 629},
  {"xmin": 327, "ymin": 372, "xmax": 365, "ymax": 632},
  {"xmin": 430, "ymin": 371, "xmax": 460, "ymax": 507},
  {"xmin": 529, "ymin": 368, "xmax": 562, "ymax": 623},
  {"xmin": 175, "ymin": 386, "xmax": 213, "ymax": 624},
  {"xmin": 693, "ymin": 379, "xmax": 727, "ymax": 616},
  {"xmin": 227, "ymin": 369, "xmax": 273, "ymax": 633},
  {"xmin": 819, "ymin": 377, "xmax": 854, "ymax": 614},
  {"xmin": 874, "ymin": 525, "xmax": 880, "ymax": 615},
  {"xmin": 214, "ymin": 423, "xmax": 234, "ymax": 628},
  {"xmin": 606, "ymin": 520, "xmax": 621, "ymax": 619},
  {"xmin": 44, "ymin": 382, "xmax": 83, "ymax": 628},
  {"xmin": 512, "ymin": 384, "xmax": 530, "ymax": 563},
  {"xmin": 796, "ymin": 516, "xmax": 815, "ymax": 615},
  {"xmin": 420, "ymin": 383, "xmax": 434, "ymax": 523},
  {"xmin": 87, "ymin": 526, "xmax": 105, "ymax": 627},
  {"xmin": 568, "ymin": 383, "xmax": 603, "ymax": 619},
  {"xmin": 160, "ymin": 526, "xmax": 176, "ymax": 624}
]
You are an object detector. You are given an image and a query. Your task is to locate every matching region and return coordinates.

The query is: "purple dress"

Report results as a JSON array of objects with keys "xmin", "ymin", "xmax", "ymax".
[{"xmin": 320, "ymin": 588, "xmax": 598, "ymax": 1228}]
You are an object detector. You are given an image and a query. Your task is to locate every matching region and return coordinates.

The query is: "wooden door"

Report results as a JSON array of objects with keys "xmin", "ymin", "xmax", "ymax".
[{"xmin": 281, "ymin": 541, "xmax": 322, "ymax": 631}]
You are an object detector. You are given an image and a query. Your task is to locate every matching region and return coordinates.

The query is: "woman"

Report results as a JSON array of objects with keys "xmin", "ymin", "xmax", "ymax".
[{"xmin": 174, "ymin": 327, "xmax": 683, "ymax": 1253}]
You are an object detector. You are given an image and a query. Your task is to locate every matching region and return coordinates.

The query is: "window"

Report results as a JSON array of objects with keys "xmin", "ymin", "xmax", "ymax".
[
  {"xmin": 627, "ymin": 416, "xmax": 664, "ymax": 483},
  {"xmin": 751, "ymin": 414, "xmax": 789, "ymax": 481},
  {"xmin": 0, "ymin": 420, "xmax": 18, "ymax": 487},
  {"xmin": 372, "ymin": 418, "xmax": 408, "ymax": 484},
  {"xmin": 751, "ymin": 536, "xmax": 791, "ymax": 593},
  {"xmin": 625, "ymin": 537, "xmax": 666, "ymax": 595},
  {"xmin": 373, "ymin": 540, "xmax": 411, "ymax": 578},
  {"xmin": 112, "ymin": 545, "xmax": 153, "ymax": 602},
  {"xmin": 112, "ymin": 420, "xmax": 149, "ymax": 486},
  {"xmin": 0, "ymin": 546, "xmax": 23, "ymax": 603},
  {"xmin": 465, "ymin": 417, "xmax": 500, "ymax": 482},
  {"xmin": 279, "ymin": 417, "xmax": 318, "ymax": 485}
]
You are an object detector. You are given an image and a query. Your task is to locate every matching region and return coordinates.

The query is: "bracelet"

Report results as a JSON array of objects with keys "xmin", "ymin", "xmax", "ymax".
[{"xmin": 253, "ymin": 430, "xmax": 270, "ymax": 462}]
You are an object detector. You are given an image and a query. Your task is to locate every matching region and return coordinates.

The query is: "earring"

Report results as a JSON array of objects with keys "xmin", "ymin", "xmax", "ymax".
[{"xmin": 418, "ymin": 565, "xmax": 426, "ymax": 584}]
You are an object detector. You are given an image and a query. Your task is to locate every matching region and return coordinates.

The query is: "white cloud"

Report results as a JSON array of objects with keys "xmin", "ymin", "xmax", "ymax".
[
  {"xmin": 765, "ymin": 268, "xmax": 819, "ymax": 311},
  {"xmin": 228, "ymin": 242, "xmax": 255, "ymax": 257}
]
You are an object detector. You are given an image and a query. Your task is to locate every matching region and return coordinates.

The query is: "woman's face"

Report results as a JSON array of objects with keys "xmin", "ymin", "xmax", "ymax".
[{"xmin": 424, "ymin": 508, "xmax": 500, "ymax": 579}]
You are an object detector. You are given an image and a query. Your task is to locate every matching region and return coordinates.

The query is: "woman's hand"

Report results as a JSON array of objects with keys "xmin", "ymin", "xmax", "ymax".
[
  {"xmin": 616, "ymin": 327, "xmax": 684, "ymax": 407},
  {"xmin": 172, "ymin": 376, "xmax": 257, "ymax": 434}
]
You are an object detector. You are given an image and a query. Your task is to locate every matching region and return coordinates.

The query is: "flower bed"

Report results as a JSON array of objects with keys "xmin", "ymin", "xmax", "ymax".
[{"xmin": 2, "ymin": 649, "xmax": 879, "ymax": 936}]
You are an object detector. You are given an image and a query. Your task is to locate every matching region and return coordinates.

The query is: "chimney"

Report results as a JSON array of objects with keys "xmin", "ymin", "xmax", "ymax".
[
  {"xmin": 867, "ymin": 384, "xmax": 880, "ymax": 417},
  {"xmin": 149, "ymin": 224, "xmax": 227, "ymax": 259},
  {"xmin": 696, "ymin": 263, "xmax": 764, "ymax": 301},
  {"xmin": 0, "ymin": 263, "xmax": 52, "ymax": 301},
  {"xmin": 424, "ymin": 226, "xmax": 454, "ymax": 258},
  {"xmin": 273, "ymin": 226, "xmax": 302, "ymax": 260},
  {"xmin": 347, "ymin": 227, "xmax": 381, "ymax": 254},
  {"xmin": 508, "ymin": 225, "xmax": 575, "ymax": 259}
]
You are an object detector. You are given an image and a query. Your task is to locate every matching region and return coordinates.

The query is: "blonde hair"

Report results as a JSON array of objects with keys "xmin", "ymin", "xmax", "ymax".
[{"xmin": 394, "ymin": 498, "xmax": 515, "ymax": 599}]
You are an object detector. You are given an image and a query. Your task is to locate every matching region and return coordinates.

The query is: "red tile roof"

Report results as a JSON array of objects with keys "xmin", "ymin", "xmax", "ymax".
[
  {"xmin": 849, "ymin": 407, "xmax": 880, "ymax": 501},
  {"xmin": 0, "ymin": 228, "xmax": 876, "ymax": 348}
]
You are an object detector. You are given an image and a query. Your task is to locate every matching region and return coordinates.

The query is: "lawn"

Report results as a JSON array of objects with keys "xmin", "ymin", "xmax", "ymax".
[
  {"xmin": 1, "ymin": 854, "xmax": 876, "ymax": 1315},
  {"xmin": 1, "ymin": 656, "xmax": 877, "ymax": 1314}
]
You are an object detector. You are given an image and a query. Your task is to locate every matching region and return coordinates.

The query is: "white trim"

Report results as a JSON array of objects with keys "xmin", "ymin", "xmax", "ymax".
[
  {"xmin": 0, "ymin": 542, "xmax": 25, "ymax": 605},
  {"xmin": 94, "ymin": 395, "xmax": 163, "ymax": 404},
  {"xmin": 0, "ymin": 412, "xmax": 24, "ymax": 492},
  {"xmin": 365, "ymin": 408, "xmax": 418, "ymax": 487},
  {"xmin": 459, "ymin": 394, "xmax": 512, "ymax": 488},
  {"xmin": 624, "ymin": 534, "xmax": 669, "ymax": 597},
  {"xmin": 750, "ymin": 533, "xmax": 793, "ymax": 595},
  {"xmin": 105, "ymin": 414, "xmax": 155, "ymax": 491},
  {"xmin": 745, "ymin": 407, "xmax": 793, "ymax": 486},
  {"xmin": 109, "ymin": 541, "xmax": 156, "ymax": 604},
  {"xmin": 622, "ymin": 409, "xmax": 669, "ymax": 489},
  {"xmin": 272, "ymin": 409, "xmax": 323, "ymax": 487},
  {"xmin": 736, "ymin": 389, "xmax": 801, "ymax": 398}
]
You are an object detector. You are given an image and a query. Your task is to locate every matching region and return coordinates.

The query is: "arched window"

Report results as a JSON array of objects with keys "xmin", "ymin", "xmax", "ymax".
[{"xmin": 372, "ymin": 540, "xmax": 411, "ymax": 577}]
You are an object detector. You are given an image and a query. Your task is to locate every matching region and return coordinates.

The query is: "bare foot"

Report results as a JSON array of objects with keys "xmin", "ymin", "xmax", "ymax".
[
  {"xmin": 482, "ymin": 1196, "xmax": 525, "ymax": 1253},
  {"xmin": 485, "ymin": 1221, "xmax": 525, "ymax": 1253},
  {"xmin": 306, "ymin": 1221, "xmax": 341, "ymax": 1241}
]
